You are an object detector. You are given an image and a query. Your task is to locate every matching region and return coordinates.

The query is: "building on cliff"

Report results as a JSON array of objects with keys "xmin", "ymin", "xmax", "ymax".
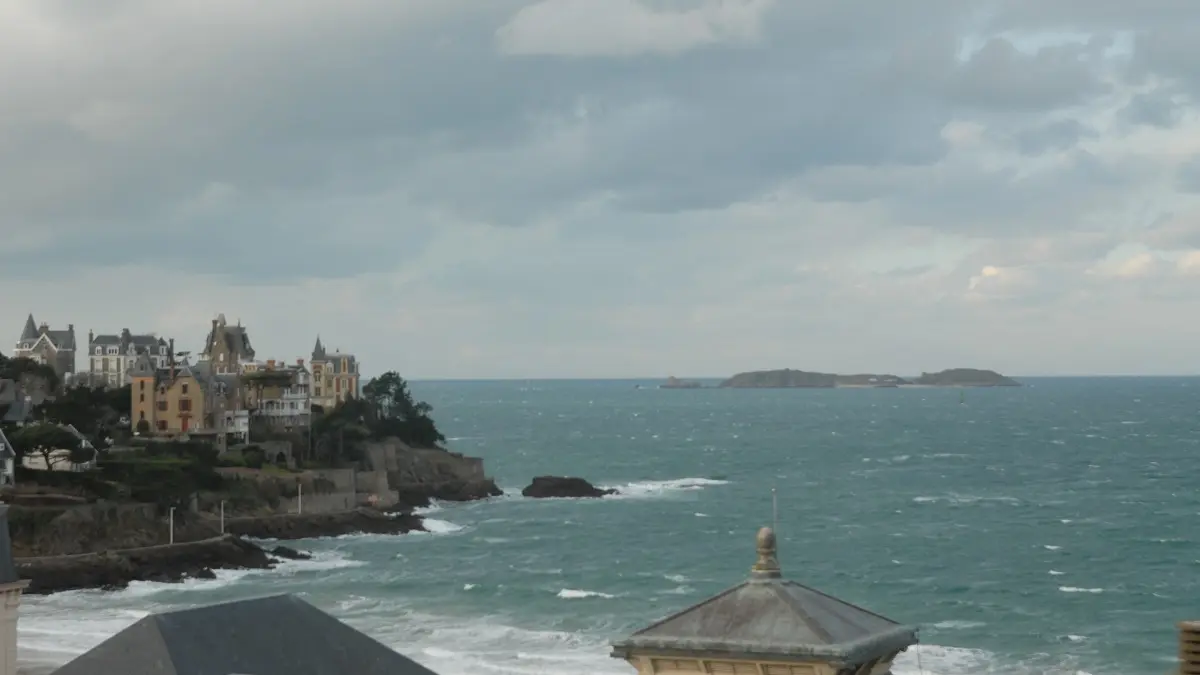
[
  {"xmin": 242, "ymin": 358, "xmax": 312, "ymax": 432},
  {"xmin": 199, "ymin": 313, "xmax": 256, "ymax": 374},
  {"xmin": 0, "ymin": 506, "xmax": 29, "ymax": 675},
  {"xmin": 310, "ymin": 335, "xmax": 360, "ymax": 410},
  {"xmin": 83, "ymin": 328, "xmax": 172, "ymax": 388},
  {"xmin": 12, "ymin": 315, "xmax": 76, "ymax": 384},
  {"xmin": 610, "ymin": 526, "xmax": 918, "ymax": 675},
  {"xmin": 49, "ymin": 593, "xmax": 441, "ymax": 675},
  {"xmin": 130, "ymin": 352, "xmax": 244, "ymax": 438}
]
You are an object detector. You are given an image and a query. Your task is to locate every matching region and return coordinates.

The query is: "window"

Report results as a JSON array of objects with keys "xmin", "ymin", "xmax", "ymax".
[
  {"xmin": 140, "ymin": 380, "xmax": 145, "ymax": 390},
  {"xmin": 219, "ymin": 353, "xmax": 225, "ymax": 362},
  {"xmin": 314, "ymin": 387, "xmax": 322, "ymax": 396},
  {"xmin": 139, "ymin": 393, "xmax": 145, "ymax": 403},
  {"xmin": 335, "ymin": 379, "xmax": 341, "ymax": 393},
  {"xmin": 156, "ymin": 420, "xmax": 167, "ymax": 431},
  {"xmin": 179, "ymin": 399, "xmax": 192, "ymax": 412},
  {"xmin": 181, "ymin": 383, "xmax": 189, "ymax": 394},
  {"xmin": 157, "ymin": 401, "xmax": 168, "ymax": 411},
  {"xmin": 138, "ymin": 411, "xmax": 145, "ymax": 420},
  {"xmin": 94, "ymin": 347, "xmax": 101, "ymax": 354},
  {"xmin": 101, "ymin": 358, "xmax": 108, "ymax": 372}
]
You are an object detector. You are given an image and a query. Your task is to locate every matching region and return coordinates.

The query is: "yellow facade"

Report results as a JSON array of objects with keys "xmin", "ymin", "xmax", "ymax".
[{"xmin": 132, "ymin": 369, "xmax": 207, "ymax": 435}]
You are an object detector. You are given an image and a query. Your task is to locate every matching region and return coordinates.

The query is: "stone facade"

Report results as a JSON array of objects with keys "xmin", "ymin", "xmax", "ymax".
[
  {"xmin": 200, "ymin": 313, "xmax": 256, "ymax": 374},
  {"xmin": 86, "ymin": 328, "xmax": 171, "ymax": 388},
  {"xmin": 310, "ymin": 336, "xmax": 360, "ymax": 410},
  {"xmin": 12, "ymin": 314, "xmax": 76, "ymax": 382}
]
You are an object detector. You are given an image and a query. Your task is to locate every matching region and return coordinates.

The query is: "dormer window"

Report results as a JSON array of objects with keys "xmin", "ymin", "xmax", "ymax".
[{"xmin": 95, "ymin": 347, "xmax": 102, "ymax": 354}]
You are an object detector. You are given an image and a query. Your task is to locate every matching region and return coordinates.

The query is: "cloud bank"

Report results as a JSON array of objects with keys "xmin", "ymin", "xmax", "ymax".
[{"xmin": 3, "ymin": 0, "xmax": 1199, "ymax": 377}]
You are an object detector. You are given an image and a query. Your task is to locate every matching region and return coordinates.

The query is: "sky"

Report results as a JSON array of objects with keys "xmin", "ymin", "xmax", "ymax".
[{"xmin": 2, "ymin": 0, "xmax": 1200, "ymax": 379}]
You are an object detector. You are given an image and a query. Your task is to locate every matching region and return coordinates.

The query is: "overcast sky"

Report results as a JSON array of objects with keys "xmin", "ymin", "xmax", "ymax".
[{"xmin": 3, "ymin": 0, "xmax": 1199, "ymax": 378}]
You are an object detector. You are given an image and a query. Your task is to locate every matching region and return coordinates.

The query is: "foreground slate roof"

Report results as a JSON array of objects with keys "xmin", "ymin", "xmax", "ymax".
[
  {"xmin": 0, "ymin": 506, "xmax": 19, "ymax": 585},
  {"xmin": 611, "ymin": 527, "xmax": 917, "ymax": 667},
  {"xmin": 52, "ymin": 594, "xmax": 441, "ymax": 675}
]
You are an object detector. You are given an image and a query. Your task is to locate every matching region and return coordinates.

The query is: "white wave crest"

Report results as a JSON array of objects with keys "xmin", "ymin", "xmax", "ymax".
[
  {"xmin": 556, "ymin": 588, "xmax": 615, "ymax": 599},
  {"xmin": 603, "ymin": 477, "xmax": 729, "ymax": 499}
]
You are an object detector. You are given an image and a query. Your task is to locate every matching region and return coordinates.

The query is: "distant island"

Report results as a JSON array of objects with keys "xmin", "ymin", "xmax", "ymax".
[
  {"xmin": 660, "ymin": 376, "xmax": 703, "ymax": 389},
  {"xmin": 718, "ymin": 368, "xmax": 1020, "ymax": 388}
]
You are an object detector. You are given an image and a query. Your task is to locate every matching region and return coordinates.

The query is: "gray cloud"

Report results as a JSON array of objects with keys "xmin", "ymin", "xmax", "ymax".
[{"xmin": 3, "ymin": 0, "xmax": 1200, "ymax": 376}]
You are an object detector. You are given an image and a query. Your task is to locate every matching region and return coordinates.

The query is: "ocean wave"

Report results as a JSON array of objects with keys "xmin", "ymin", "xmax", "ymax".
[
  {"xmin": 556, "ymin": 588, "xmax": 615, "ymax": 600},
  {"xmin": 1058, "ymin": 586, "xmax": 1104, "ymax": 593},
  {"xmin": 602, "ymin": 477, "xmax": 730, "ymax": 499}
]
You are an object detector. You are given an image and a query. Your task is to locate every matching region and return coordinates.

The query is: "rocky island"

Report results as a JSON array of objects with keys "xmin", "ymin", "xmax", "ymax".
[
  {"xmin": 719, "ymin": 368, "xmax": 1019, "ymax": 388},
  {"xmin": 660, "ymin": 376, "xmax": 703, "ymax": 389}
]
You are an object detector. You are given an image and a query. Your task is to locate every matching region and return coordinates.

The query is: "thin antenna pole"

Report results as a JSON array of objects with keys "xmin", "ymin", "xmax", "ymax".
[{"xmin": 771, "ymin": 487, "xmax": 778, "ymax": 533}]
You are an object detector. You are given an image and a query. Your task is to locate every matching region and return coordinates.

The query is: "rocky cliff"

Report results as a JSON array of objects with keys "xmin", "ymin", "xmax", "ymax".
[{"xmin": 363, "ymin": 438, "xmax": 502, "ymax": 507}]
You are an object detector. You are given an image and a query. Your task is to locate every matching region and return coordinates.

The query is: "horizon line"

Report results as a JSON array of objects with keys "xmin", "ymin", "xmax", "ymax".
[{"xmin": 400, "ymin": 374, "xmax": 1200, "ymax": 382}]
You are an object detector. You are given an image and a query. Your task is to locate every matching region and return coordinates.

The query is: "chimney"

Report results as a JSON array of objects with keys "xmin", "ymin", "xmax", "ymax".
[
  {"xmin": 1182, "ymin": 621, "xmax": 1200, "ymax": 675},
  {"xmin": 169, "ymin": 339, "xmax": 176, "ymax": 380},
  {"xmin": 297, "ymin": 359, "xmax": 304, "ymax": 366}
]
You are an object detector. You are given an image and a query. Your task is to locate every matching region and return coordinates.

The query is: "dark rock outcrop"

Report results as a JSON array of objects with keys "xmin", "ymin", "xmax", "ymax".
[
  {"xmin": 17, "ymin": 535, "xmax": 272, "ymax": 594},
  {"xmin": 223, "ymin": 508, "xmax": 424, "ymax": 540},
  {"xmin": 522, "ymin": 476, "xmax": 616, "ymax": 499},
  {"xmin": 268, "ymin": 545, "xmax": 312, "ymax": 560},
  {"xmin": 392, "ymin": 480, "xmax": 503, "ymax": 509}
]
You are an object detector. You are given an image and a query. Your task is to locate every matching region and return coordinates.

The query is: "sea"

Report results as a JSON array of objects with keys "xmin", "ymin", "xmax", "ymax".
[{"xmin": 17, "ymin": 378, "xmax": 1200, "ymax": 674}]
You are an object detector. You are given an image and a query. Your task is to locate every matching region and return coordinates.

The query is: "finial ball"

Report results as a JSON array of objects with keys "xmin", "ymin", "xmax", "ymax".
[{"xmin": 756, "ymin": 526, "xmax": 776, "ymax": 551}]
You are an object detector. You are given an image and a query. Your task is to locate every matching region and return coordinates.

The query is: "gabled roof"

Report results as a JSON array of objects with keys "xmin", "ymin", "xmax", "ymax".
[
  {"xmin": 51, "ymin": 593, "xmax": 442, "ymax": 675},
  {"xmin": 611, "ymin": 528, "xmax": 917, "ymax": 667}
]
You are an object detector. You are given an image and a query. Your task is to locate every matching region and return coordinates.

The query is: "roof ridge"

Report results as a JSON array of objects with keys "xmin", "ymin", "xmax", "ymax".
[
  {"xmin": 783, "ymin": 580, "xmax": 901, "ymax": 625},
  {"xmin": 768, "ymin": 582, "xmax": 834, "ymax": 643}
]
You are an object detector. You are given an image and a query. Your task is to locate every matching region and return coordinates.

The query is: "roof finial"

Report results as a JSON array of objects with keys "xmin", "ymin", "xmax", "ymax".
[{"xmin": 751, "ymin": 526, "xmax": 781, "ymax": 580}]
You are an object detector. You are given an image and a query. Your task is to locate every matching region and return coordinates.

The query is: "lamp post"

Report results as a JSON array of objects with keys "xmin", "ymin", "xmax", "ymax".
[
  {"xmin": 168, "ymin": 506, "xmax": 176, "ymax": 545},
  {"xmin": 219, "ymin": 500, "xmax": 225, "ymax": 534}
]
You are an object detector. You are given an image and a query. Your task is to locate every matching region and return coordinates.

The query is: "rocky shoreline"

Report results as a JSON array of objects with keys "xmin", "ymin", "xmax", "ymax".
[{"xmin": 15, "ymin": 507, "xmax": 427, "ymax": 595}]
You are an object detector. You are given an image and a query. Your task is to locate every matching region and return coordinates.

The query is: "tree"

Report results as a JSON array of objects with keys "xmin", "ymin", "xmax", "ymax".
[
  {"xmin": 135, "ymin": 419, "xmax": 151, "ymax": 435},
  {"xmin": 0, "ymin": 352, "xmax": 59, "ymax": 392},
  {"xmin": 361, "ymin": 371, "xmax": 445, "ymax": 447},
  {"xmin": 12, "ymin": 423, "xmax": 88, "ymax": 470}
]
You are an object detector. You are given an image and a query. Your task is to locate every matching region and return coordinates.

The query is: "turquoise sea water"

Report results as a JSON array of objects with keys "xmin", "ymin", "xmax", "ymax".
[{"xmin": 20, "ymin": 378, "xmax": 1200, "ymax": 674}]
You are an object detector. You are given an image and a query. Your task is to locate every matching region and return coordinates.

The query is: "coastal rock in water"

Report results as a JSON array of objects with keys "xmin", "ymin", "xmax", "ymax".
[
  {"xmin": 522, "ymin": 476, "xmax": 616, "ymax": 499},
  {"xmin": 269, "ymin": 545, "xmax": 312, "ymax": 560},
  {"xmin": 16, "ymin": 535, "xmax": 273, "ymax": 594}
]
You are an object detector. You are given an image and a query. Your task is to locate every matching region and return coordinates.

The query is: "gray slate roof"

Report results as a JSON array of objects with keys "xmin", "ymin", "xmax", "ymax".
[
  {"xmin": 0, "ymin": 506, "xmax": 20, "ymax": 585},
  {"xmin": 611, "ymin": 528, "xmax": 917, "ymax": 667},
  {"xmin": 90, "ymin": 328, "xmax": 167, "ymax": 350},
  {"xmin": 16, "ymin": 314, "xmax": 76, "ymax": 351},
  {"xmin": 51, "ymin": 594, "xmax": 442, "ymax": 675}
]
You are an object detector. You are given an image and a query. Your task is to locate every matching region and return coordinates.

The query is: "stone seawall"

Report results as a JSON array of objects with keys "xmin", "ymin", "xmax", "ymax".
[
  {"xmin": 222, "ymin": 508, "xmax": 424, "ymax": 540},
  {"xmin": 16, "ymin": 535, "xmax": 271, "ymax": 594}
]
